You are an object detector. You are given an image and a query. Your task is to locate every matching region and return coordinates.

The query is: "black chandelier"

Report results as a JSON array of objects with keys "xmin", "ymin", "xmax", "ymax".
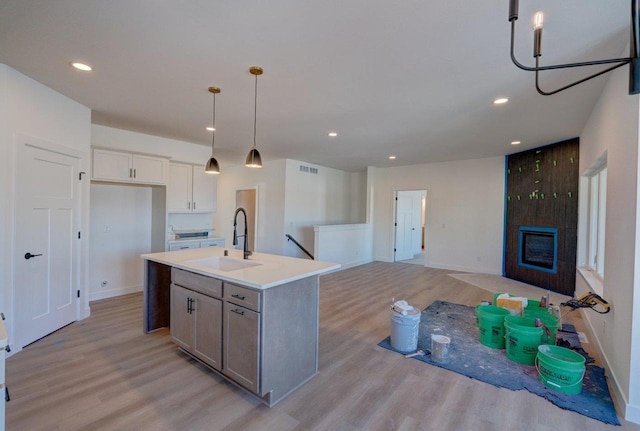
[{"xmin": 509, "ymin": 0, "xmax": 640, "ymax": 95}]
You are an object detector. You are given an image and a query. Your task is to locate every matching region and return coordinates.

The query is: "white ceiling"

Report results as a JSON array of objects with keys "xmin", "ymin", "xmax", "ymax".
[{"xmin": 0, "ymin": 1, "xmax": 631, "ymax": 172}]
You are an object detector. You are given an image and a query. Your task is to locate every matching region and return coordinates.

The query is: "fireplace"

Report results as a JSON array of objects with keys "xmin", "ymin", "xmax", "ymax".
[{"xmin": 518, "ymin": 226, "xmax": 557, "ymax": 274}]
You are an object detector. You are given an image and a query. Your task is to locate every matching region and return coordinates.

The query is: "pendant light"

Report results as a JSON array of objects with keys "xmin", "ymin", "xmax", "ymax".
[
  {"xmin": 245, "ymin": 66, "xmax": 263, "ymax": 168},
  {"xmin": 205, "ymin": 86, "xmax": 221, "ymax": 174}
]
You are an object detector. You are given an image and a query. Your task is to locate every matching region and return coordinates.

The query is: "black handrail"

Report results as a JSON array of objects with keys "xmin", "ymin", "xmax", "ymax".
[{"xmin": 285, "ymin": 234, "xmax": 314, "ymax": 260}]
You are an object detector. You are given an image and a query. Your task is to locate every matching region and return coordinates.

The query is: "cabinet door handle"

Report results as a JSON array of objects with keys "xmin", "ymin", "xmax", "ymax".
[
  {"xmin": 133, "ymin": 168, "xmax": 136, "ymax": 178},
  {"xmin": 231, "ymin": 294, "xmax": 245, "ymax": 300},
  {"xmin": 231, "ymin": 308, "xmax": 245, "ymax": 316},
  {"xmin": 5, "ymin": 387, "xmax": 9, "ymax": 402},
  {"xmin": 187, "ymin": 297, "xmax": 192, "ymax": 314},
  {"xmin": 187, "ymin": 202, "xmax": 191, "ymax": 210},
  {"xmin": 193, "ymin": 201, "xmax": 196, "ymax": 210},
  {"xmin": 129, "ymin": 168, "xmax": 133, "ymax": 178}
]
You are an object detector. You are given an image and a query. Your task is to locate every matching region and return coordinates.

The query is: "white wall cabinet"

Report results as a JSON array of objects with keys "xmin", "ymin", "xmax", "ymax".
[
  {"xmin": 167, "ymin": 163, "xmax": 217, "ymax": 213},
  {"xmin": 92, "ymin": 148, "xmax": 169, "ymax": 185}
]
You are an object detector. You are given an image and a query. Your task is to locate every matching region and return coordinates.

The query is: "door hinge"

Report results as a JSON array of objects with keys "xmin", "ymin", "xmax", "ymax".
[
  {"xmin": 78, "ymin": 231, "xmax": 81, "ymax": 239},
  {"xmin": 79, "ymin": 171, "xmax": 86, "ymax": 180},
  {"xmin": 77, "ymin": 290, "xmax": 80, "ymax": 298}
]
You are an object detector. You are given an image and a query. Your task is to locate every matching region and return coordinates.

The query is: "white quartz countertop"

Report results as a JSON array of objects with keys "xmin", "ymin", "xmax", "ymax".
[{"xmin": 142, "ymin": 247, "xmax": 340, "ymax": 290}]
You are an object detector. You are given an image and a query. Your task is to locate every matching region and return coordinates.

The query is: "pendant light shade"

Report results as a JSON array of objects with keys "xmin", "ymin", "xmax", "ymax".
[
  {"xmin": 245, "ymin": 147, "xmax": 262, "ymax": 168},
  {"xmin": 205, "ymin": 156, "xmax": 220, "ymax": 174},
  {"xmin": 205, "ymin": 86, "xmax": 221, "ymax": 174},
  {"xmin": 246, "ymin": 66, "xmax": 263, "ymax": 168}
]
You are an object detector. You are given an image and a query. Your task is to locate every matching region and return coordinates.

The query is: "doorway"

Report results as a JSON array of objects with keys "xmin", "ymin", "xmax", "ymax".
[
  {"xmin": 394, "ymin": 190, "xmax": 427, "ymax": 265},
  {"xmin": 235, "ymin": 189, "xmax": 257, "ymax": 252}
]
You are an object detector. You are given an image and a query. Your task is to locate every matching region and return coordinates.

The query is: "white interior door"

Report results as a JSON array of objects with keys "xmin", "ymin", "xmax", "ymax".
[
  {"xmin": 411, "ymin": 192, "xmax": 423, "ymax": 254},
  {"xmin": 15, "ymin": 140, "xmax": 80, "ymax": 347},
  {"xmin": 394, "ymin": 192, "xmax": 414, "ymax": 261}
]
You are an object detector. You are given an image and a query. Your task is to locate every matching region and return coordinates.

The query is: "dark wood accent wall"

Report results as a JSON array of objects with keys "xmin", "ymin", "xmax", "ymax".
[
  {"xmin": 144, "ymin": 260, "xmax": 171, "ymax": 332},
  {"xmin": 505, "ymin": 138, "xmax": 579, "ymax": 296}
]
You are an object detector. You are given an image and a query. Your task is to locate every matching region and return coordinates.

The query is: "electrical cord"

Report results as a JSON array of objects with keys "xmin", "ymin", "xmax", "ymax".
[{"xmin": 561, "ymin": 292, "xmax": 610, "ymax": 314}]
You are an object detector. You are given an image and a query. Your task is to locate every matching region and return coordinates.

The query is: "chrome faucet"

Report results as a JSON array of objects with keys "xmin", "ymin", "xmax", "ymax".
[{"xmin": 233, "ymin": 207, "xmax": 252, "ymax": 259}]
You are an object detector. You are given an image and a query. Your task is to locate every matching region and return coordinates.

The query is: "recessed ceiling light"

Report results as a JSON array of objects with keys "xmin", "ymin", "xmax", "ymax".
[
  {"xmin": 389, "ymin": 155, "xmax": 396, "ymax": 160},
  {"xmin": 328, "ymin": 132, "xmax": 338, "ymax": 137},
  {"xmin": 71, "ymin": 62, "xmax": 92, "ymax": 72},
  {"xmin": 206, "ymin": 127, "xmax": 215, "ymax": 131},
  {"xmin": 493, "ymin": 97, "xmax": 509, "ymax": 105},
  {"xmin": 511, "ymin": 141, "xmax": 521, "ymax": 145}
]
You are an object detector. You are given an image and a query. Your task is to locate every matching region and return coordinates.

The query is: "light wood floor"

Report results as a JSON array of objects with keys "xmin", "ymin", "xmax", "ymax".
[{"xmin": 7, "ymin": 262, "xmax": 639, "ymax": 430}]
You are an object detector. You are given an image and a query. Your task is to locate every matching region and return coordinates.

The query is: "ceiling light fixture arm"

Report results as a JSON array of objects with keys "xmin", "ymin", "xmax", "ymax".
[
  {"xmin": 509, "ymin": 21, "xmax": 631, "ymax": 72},
  {"xmin": 508, "ymin": 0, "xmax": 640, "ymax": 95},
  {"xmin": 535, "ymin": 56, "xmax": 630, "ymax": 96}
]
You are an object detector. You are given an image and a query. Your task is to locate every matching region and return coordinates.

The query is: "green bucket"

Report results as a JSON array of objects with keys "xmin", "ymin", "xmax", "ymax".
[
  {"xmin": 528, "ymin": 312, "xmax": 560, "ymax": 345},
  {"xmin": 536, "ymin": 345, "xmax": 586, "ymax": 394},
  {"xmin": 476, "ymin": 305, "xmax": 510, "ymax": 349},
  {"xmin": 523, "ymin": 300, "xmax": 550, "ymax": 319},
  {"xmin": 504, "ymin": 316, "xmax": 543, "ymax": 365}
]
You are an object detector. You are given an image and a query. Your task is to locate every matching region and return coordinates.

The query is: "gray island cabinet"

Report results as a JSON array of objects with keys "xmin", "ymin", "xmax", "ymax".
[{"xmin": 142, "ymin": 248, "xmax": 339, "ymax": 406}]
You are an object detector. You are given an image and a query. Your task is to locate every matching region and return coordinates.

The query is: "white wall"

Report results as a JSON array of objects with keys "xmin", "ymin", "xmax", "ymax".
[
  {"xmin": 212, "ymin": 159, "xmax": 362, "ymax": 260},
  {"xmin": 0, "ymin": 64, "xmax": 91, "ymax": 352},
  {"xmin": 350, "ymin": 171, "xmax": 367, "ymax": 223},
  {"xmin": 283, "ymin": 160, "xmax": 362, "ymax": 258},
  {"xmin": 370, "ymin": 157, "xmax": 505, "ymax": 274},
  {"xmin": 89, "ymin": 184, "xmax": 154, "ymax": 300},
  {"xmin": 90, "ymin": 125, "xmax": 213, "ymax": 299},
  {"xmin": 314, "ymin": 224, "xmax": 372, "ymax": 269},
  {"xmin": 213, "ymin": 160, "xmax": 287, "ymax": 255},
  {"xmin": 578, "ymin": 57, "xmax": 640, "ymax": 423}
]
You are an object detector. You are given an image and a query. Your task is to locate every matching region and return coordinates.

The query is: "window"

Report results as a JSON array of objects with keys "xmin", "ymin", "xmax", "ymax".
[{"xmin": 585, "ymin": 166, "xmax": 607, "ymax": 278}]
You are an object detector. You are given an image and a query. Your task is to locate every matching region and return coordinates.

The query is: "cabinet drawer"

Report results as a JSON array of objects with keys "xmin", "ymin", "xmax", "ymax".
[
  {"xmin": 168, "ymin": 242, "xmax": 199, "ymax": 251},
  {"xmin": 200, "ymin": 239, "xmax": 225, "ymax": 248},
  {"xmin": 172, "ymin": 268, "xmax": 222, "ymax": 298},
  {"xmin": 224, "ymin": 283, "xmax": 260, "ymax": 312}
]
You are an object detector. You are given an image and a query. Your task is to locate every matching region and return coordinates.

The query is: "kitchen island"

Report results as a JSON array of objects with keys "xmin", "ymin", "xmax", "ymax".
[{"xmin": 141, "ymin": 247, "xmax": 340, "ymax": 406}]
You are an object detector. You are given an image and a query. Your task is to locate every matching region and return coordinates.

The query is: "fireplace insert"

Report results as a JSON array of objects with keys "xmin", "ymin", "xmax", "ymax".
[{"xmin": 518, "ymin": 226, "xmax": 557, "ymax": 274}]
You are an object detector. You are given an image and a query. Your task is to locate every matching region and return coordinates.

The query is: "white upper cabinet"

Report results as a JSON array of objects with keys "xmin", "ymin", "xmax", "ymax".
[
  {"xmin": 167, "ymin": 162, "xmax": 217, "ymax": 213},
  {"xmin": 92, "ymin": 148, "xmax": 169, "ymax": 185}
]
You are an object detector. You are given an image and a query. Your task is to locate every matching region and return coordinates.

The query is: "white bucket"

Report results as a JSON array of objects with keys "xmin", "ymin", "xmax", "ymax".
[
  {"xmin": 390, "ymin": 305, "xmax": 421, "ymax": 353},
  {"xmin": 430, "ymin": 334, "xmax": 451, "ymax": 364}
]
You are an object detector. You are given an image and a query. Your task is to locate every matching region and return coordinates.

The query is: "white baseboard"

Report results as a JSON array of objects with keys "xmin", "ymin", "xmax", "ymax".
[
  {"xmin": 426, "ymin": 261, "xmax": 502, "ymax": 275},
  {"xmin": 626, "ymin": 403, "xmax": 640, "ymax": 424},
  {"xmin": 339, "ymin": 257, "xmax": 373, "ymax": 270},
  {"xmin": 580, "ymin": 308, "xmax": 640, "ymax": 425},
  {"xmin": 375, "ymin": 255, "xmax": 393, "ymax": 263},
  {"xmin": 89, "ymin": 284, "xmax": 142, "ymax": 302}
]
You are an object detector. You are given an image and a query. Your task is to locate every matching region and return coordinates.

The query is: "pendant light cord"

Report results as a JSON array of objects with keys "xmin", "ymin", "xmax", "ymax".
[
  {"xmin": 212, "ymin": 92, "xmax": 216, "ymax": 152},
  {"xmin": 253, "ymin": 72, "xmax": 258, "ymax": 149}
]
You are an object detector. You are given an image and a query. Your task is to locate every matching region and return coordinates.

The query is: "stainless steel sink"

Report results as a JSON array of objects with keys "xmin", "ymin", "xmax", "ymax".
[{"xmin": 186, "ymin": 256, "xmax": 261, "ymax": 272}]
